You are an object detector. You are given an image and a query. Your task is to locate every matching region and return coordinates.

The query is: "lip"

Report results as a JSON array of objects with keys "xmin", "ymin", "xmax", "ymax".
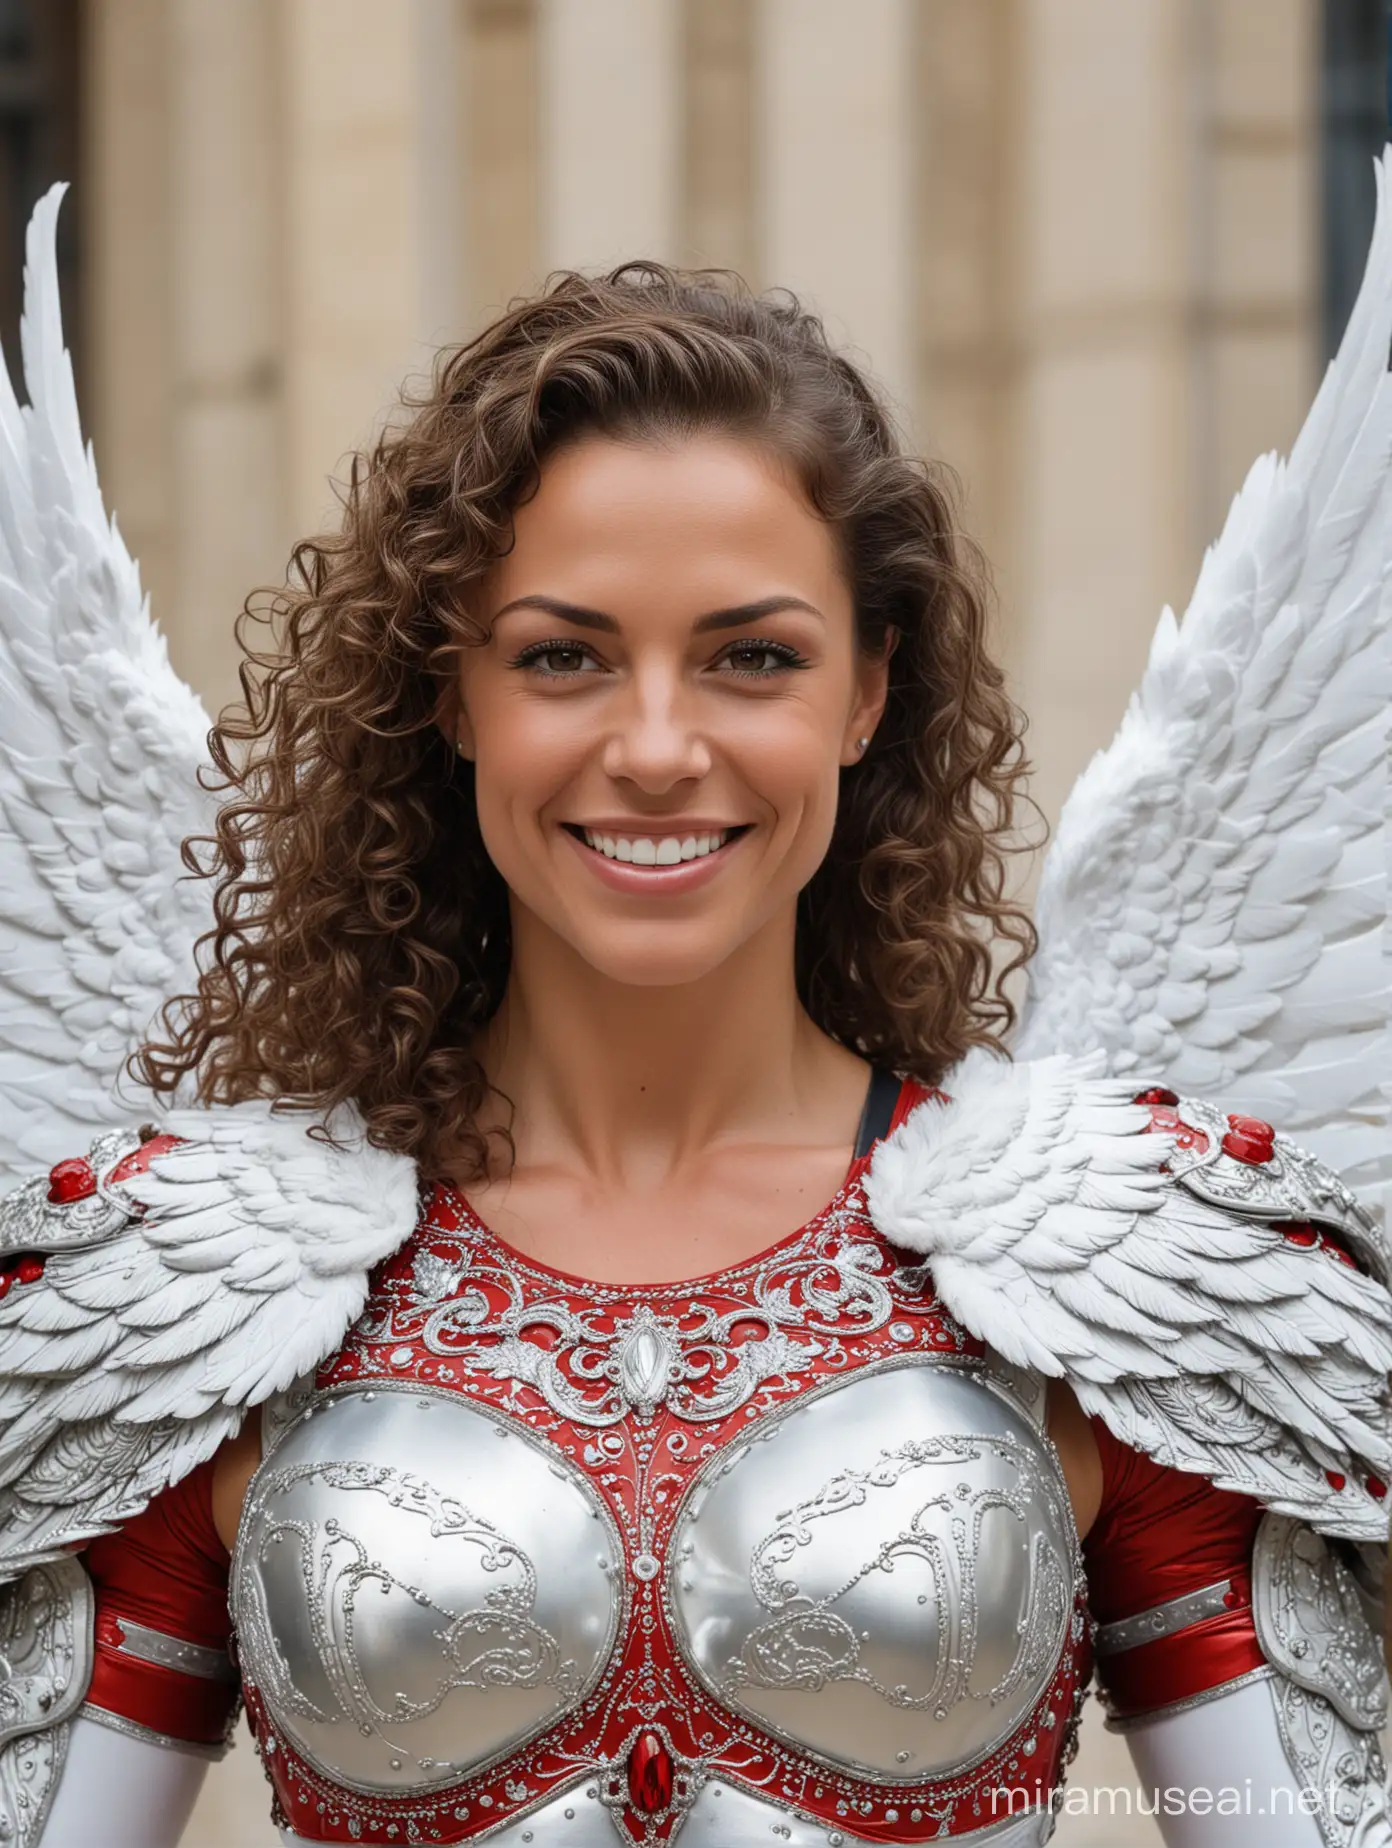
[
  {"xmin": 565, "ymin": 821, "xmax": 744, "ymax": 837},
  {"xmin": 561, "ymin": 824, "xmax": 748, "ymax": 895}
]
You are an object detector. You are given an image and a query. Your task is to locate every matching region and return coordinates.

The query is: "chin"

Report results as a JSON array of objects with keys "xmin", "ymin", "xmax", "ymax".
[
  {"xmin": 576, "ymin": 941, "xmax": 738, "ymax": 991},
  {"xmin": 559, "ymin": 915, "xmax": 750, "ymax": 990}
]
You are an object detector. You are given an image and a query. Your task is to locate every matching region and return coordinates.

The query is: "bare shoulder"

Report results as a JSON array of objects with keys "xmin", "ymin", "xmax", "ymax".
[
  {"xmin": 211, "ymin": 1407, "xmax": 263, "ymax": 1553},
  {"xmin": 1045, "ymin": 1378, "xmax": 1103, "ymax": 1540}
]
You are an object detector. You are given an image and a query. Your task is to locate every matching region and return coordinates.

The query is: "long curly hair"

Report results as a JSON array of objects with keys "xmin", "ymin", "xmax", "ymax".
[{"xmin": 134, "ymin": 264, "xmax": 1037, "ymax": 1179}]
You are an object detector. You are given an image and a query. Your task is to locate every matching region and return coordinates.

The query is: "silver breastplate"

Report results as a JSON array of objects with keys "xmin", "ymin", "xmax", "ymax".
[
  {"xmin": 233, "ymin": 1359, "xmax": 1078, "ymax": 1797},
  {"xmin": 231, "ymin": 1183, "xmax": 1087, "ymax": 1844},
  {"xmin": 669, "ymin": 1361, "xmax": 1075, "ymax": 1781}
]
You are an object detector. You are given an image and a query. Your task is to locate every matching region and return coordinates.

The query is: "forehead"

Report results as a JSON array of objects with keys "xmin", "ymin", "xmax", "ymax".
[{"xmin": 490, "ymin": 432, "xmax": 847, "ymax": 613}]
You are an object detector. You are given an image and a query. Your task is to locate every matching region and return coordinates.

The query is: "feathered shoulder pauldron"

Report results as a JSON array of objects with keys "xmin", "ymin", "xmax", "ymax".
[{"xmin": 865, "ymin": 1053, "xmax": 1392, "ymax": 1542}]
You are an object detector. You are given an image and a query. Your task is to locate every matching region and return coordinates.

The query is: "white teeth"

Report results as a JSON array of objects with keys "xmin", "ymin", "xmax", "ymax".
[{"xmin": 581, "ymin": 828, "xmax": 732, "ymax": 865}]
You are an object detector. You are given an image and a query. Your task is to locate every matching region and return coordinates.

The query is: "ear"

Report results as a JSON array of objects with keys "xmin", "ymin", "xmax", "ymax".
[
  {"xmin": 454, "ymin": 707, "xmax": 477, "ymax": 762},
  {"xmin": 840, "ymin": 628, "xmax": 894, "ymax": 766},
  {"xmin": 432, "ymin": 683, "xmax": 475, "ymax": 762}
]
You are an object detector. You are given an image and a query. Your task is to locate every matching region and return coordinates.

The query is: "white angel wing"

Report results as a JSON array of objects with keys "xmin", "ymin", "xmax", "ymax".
[
  {"xmin": 0, "ymin": 184, "xmax": 217, "ymax": 1178},
  {"xmin": 1015, "ymin": 154, "xmax": 1392, "ymax": 1202},
  {"xmin": 864, "ymin": 1054, "xmax": 1392, "ymax": 1542},
  {"xmin": 0, "ymin": 1104, "xmax": 418, "ymax": 1578}
]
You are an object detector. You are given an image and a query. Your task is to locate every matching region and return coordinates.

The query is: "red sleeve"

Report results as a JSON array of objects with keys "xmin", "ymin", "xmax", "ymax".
[
  {"xmin": 1082, "ymin": 1415, "xmax": 1266, "ymax": 1720},
  {"xmin": 82, "ymin": 1457, "xmax": 239, "ymax": 1747}
]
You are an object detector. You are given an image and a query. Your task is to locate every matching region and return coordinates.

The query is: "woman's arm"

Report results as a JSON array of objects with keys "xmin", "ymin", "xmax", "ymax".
[
  {"xmin": 31, "ymin": 1457, "xmax": 243, "ymax": 1848},
  {"xmin": 39, "ymin": 1713, "xmax": 212, "ymax": 1848},
  {"xmin": 1084, "ymin": 1421, "xmax": 1390, "ymax": 1847}
]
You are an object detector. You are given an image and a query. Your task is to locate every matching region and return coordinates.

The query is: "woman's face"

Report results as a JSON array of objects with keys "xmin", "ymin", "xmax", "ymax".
[{"xmin": 454, "ymin": 431, "xmax": 888, "ymax": 990}]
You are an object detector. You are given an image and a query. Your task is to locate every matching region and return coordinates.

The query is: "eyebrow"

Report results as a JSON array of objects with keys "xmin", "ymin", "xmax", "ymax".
[{"xmin": 490, "ymin": 593, "xmax": 825, "ymax": 634}]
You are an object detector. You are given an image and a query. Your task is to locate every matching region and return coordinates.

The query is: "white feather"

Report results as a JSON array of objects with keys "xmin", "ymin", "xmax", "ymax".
[
  {"xmin": 0, "ymin": 1102, "xmax": 418, "ymax": 1576},
  {"xmin": 1016, "ymin": 153, "xmax": 1392, "ymax": 1211},
  {"xmin": 866, "ymin": 1054, "xmax": 1392, "ymax": 1541},
  {"xmin": 0, "ymin": 185, "xmax": 217, "ymax": 1181}
]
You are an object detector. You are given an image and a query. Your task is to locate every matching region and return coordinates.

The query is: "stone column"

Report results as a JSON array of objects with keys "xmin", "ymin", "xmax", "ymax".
[
  {"xmin": 1193, "ymin": 0, "xmax": 1318, "ymax": 535},
  {"xmin": 757, "ymin": 0, "xmax": 916, "ymax": 425},
  {"xmin": 167, "ymin": 0, "xmax": 283, "ymax": 716},
  {"xmin": 466, "ymin": 0, "xmax": 542, "ymax": 321},
  {"xmin": 279, "ymin": 0, "xmax": 466, "ymax": 537},
  {"xmin": 538, "ymin": 0, "xmax": 681, "ymax": 271},
  {"xmin": 84, "ymin": 0, "xmax": 176, "ymax": 662},
  {"xmin": 681, "ymin": 0, "xmax": 758, "ymax": 278},
  {"xmin": 914, "ymin": 0, "xmax": 1022, "ymax": 609},
  {"xmin": 1006, "ymin": 0, "xmax": 1316, "ymax": 828}
]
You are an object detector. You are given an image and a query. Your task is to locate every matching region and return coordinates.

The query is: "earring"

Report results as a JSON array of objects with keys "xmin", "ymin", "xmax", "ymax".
[
  {"xmin": 455, "ymin": 739, "xmax": 468, "ymax": 757},
  {"xmin": 855, "ymin": 736, "xmax": 869, "ymax": 754}
]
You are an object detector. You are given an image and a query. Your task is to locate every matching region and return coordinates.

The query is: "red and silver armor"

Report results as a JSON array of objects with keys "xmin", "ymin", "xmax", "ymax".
[
  {"xmin": 232, "ymin": 1150, "xmax": 1089, "ymax": 1844},
  {"xmin": 0, "ymin": 1067, "xmax": 1384, "ymax": 1848}
]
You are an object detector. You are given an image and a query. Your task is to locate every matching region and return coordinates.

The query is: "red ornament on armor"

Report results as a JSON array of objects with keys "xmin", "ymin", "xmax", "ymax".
[
  {"xmin": 1140, "ymin": 1102, "xmax": 1210, "ymax": 1154},
  {"xmin": 46, "ymin": 1156, "xmax": 96, "ymax": 1204},
  {"xmin": 1132, "ymin": 1086, "xmax": 1179, "ymax": 1107},
  {"xmin": 626, "ymin": 1731, "xmax": 674, "ymax": 1815},
  {"xmin": 1220, "ymin": 1114, "xmax": 1275, "ymax": 1165}
]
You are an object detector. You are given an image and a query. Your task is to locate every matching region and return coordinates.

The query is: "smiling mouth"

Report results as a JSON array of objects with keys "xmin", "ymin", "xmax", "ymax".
[{"xmin": 565, "ymin": 825, "xmax": 749, "ymax": 867}]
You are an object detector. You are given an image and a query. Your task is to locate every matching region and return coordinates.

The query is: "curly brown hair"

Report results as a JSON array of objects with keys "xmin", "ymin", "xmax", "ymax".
[{"xmin": 134, "ymin": 264, "xmax": 1036, "ymax": 1179}]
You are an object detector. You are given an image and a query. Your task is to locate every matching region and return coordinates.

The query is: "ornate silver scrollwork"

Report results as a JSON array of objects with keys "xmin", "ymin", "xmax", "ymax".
[
  {"xmin": 419, "ymin": 1228, "xmax": 909, "ymax": 1428},
  {"xmin": 1252, "ymin": 1511, "xmax": 1392, "ymax": 1848},
  {"xmin": 669, "ymin": 1360, "xmax": 1079, "ymax": 1784},
  {"xmin": 1164, "ymin": 1101, "xmax": 1388, "ymax": 1283},
  {"xmin": 0, "ymin": 1556, "xmax": 94, "ymax": 1846},
  {"xmin": 232, "ymin": 1385, "xmax": 623, "ymax": 1796},
  {"xmin": 0, "ymin": 1130, "xmax": 142, "ymax": 1259}
]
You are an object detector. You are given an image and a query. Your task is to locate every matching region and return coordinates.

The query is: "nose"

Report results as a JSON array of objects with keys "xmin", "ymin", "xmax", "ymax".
[{"xmin": 600, "ymin": 662, "xmax": 712, "ymax": 793}]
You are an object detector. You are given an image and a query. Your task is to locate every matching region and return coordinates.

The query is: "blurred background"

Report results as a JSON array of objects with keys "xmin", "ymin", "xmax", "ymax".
[{"xmin": 0, "ymin": 0, "xmax": 1385, "ymax": 1843}]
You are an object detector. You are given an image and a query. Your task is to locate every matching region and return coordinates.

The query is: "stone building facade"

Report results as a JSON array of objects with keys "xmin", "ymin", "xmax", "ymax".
[
  {"xmin": 15, "ymin": 2, "xmax": 1381, "ymax": 1843},
  {"xmin": 82, "ymin": 0, "xmax": 1332, "ymax": 829}
]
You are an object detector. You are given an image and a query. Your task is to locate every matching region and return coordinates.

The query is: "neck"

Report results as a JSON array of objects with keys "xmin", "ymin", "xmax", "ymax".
[{"xmin": 478, "ymin": 903, "xmax": 858, "ymax": 1184}]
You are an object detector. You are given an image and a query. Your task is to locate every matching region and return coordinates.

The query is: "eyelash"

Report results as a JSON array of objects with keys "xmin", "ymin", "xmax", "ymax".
[{"xmin": 506, "ymin": 638, "xmax": 811, "ymax": 679}]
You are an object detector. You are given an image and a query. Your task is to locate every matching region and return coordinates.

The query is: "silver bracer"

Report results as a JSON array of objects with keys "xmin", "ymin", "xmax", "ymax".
[
  {"xmin": 0, "ymin": 1558, "xmax": 93, "ymax": 1847},
  {"xmin": 1251, "ymin": 1512, "xmax": 1392, "ymax": 1848}
]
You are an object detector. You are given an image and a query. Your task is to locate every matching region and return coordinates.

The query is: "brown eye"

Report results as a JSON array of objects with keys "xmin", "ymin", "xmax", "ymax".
[
  {"xmin": 510, "ymin": 640, "xmax": 600, "ymax": 677},
  {"xmin": 719, "ymin": 640, "xmax": 807, "ymax": 677}
]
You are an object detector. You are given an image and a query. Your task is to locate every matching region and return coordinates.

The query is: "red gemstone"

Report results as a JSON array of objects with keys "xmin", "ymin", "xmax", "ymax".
[
  {"xmin": 1281, "ymin": 1222, "xmax": 1318, "ymax": 1247},
  {"xmin": 1134, "ymin": 1086, "xmax": 1180, "ymax": 1107},
  {"xmin": 15, "ymin": 1256, "xmax": 44, "ymax": 1286},
  {"xmin": 0, "ymin": 1273, "xmax": 13, "ymax": 1300},
  {"xmin": 627, "ymin": 1730, "xmax": 674, "ymax": 1816},
  {"xmin": 1326, "ymin": 1471, "xmax": 1347, "ymax": 1492},
  {"xmin": 1221, "ymin": 1114, "xmax": 1275, "ymax": 1164},
  {"xmin": 1227, "ymin": 1113, "xmax": 1272, "ymax": 1135},
  {"xmin": 1367, "ymin": 1477, "xmax": 1387, "ymax": 1499},
  {"xmin": 47, "ymin": 1158, "xmax": 96, "ymax": 1205}
]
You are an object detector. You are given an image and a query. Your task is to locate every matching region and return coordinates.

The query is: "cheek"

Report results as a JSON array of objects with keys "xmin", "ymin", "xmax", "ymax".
[
  {"xmin": 736, "ymin": 703, "xmax": 847, "ymax": 849},
  {"xmin": 468, "ymin": 692, "xmax": 587, "ymax": 823}
]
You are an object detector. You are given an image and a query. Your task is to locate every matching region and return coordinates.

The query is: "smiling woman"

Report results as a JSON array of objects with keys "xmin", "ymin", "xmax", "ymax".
[
  {"xmin": 133, "ymin": 268, "xmax": 1034, "ymax": 1187},
  {"xmin": 2, "ymin": 226, "xmax": 1388, "ymax": 1848}
]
